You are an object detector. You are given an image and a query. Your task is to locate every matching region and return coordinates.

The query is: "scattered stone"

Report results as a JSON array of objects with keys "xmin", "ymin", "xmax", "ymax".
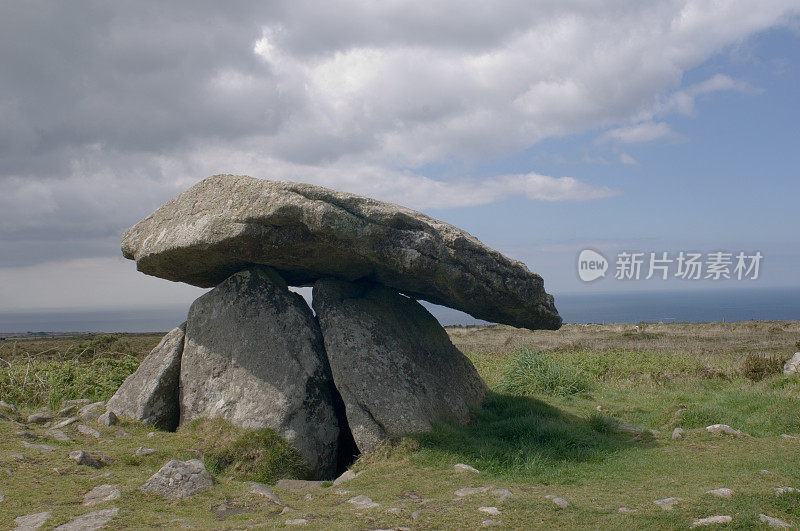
[
  {"xmin": 491, "ymin": 489, "xmax": 513, "ymax": 502},
  {"xmin": 0, "ymin": 492, "xmax": 4, "ymax": 502},
  {"xmin": 105, "ymin": 325, "xmax": 185, "ymax": 430},
  {"xmin": 775, "ymin": 487, "xmax": 798, "ymax": 496},
  {"xmin": 82, "ymin": 484, "xmax": 121, "ymax": 506},
  {"xmin": 314, "ymin": 279, "xmax": 487, "ymax": 452},
  {"xmin": 653, "ymin": 497, "xmax": 681, "ymax": 510},
  {"xmin": 45, "ymin": 429, "xmax": 71, "ymax": 443},
  {"xmin": 211, "ymin": 501, "xmax": 248, "ymax": 520},
  {"xmin": 134, "ymin": 447, "xmax": 156, "ymax": 457},
  {"xmin": 97, "ymin": 410, "xmax": 117, "ymax": 426},
  {"xmin": 52, "ymin": 417, "xmax": 78, "ymax": 429},
  {"xmin": 77, "ymin": 424, "xmax": 101, "ymax": 438},
  {"xmin": 455, "ymin": 486, "xmax": 492, "ymax": 497},
  {"xmin": 16, "ymin": 430, "xmax": 40, "ymax": 440},
  {"xmin": 140, "ymin": 459, "xmax": 212, "ymax": 499},
  {"xmin": 248, "ymin": 483, "xmax": 284, "ymax": 506},
  {"xmin": 114, "ymin": 430, "xmax": 131, "ymax": 438},
  {"xmin": 781, "ymin": 434, "xmax": 799, "ymax": 440},
  {"xmin": 479, "ymin": 507, "xmax": 501, "ymax": 516},
  {"xmin": 62, "ymin": 399, "xmax": 91, "ymax": 408},
  {"xmin": 121, "ymin": 174, "xmax": 561, "ymax": 331},
  {"xmin": 618, "ymin": 507, "xmax": 638, "ymax": 514},
  {"xmin": 68, "ymin": 450, "xmax": 107, "ymax": 469},
  {"xmin": 545, "ymin": 495, "xmax": 569, "ymax": 509},
  {"xmin": 706, "ymin": 488, "xmax": 733, "ymax": 499},
  {"xmin": 180, "ymin": 267, "xmax": 339, "ymax": 478},
  {"xmin": 783, "ymin": 353, "xmax": 800, "ymax": 375},
  {"xmin": 276, "ymin": 479, "xmax": 324, "ymax": 491},
  {"xmin": 706, "ymin": 424, "xmax": 744, "ymax": 436},
  {"xmin": 0, "ymin": 400, "xmax": 18, "ymax": 413},
  {"xmin": 482, "ymin": 520, "xmax": 503, "ymax": 527},
  {"xmin": 147, "ymin": 431, "xmax": 156, "ymax": 438},
  {"xmin": 57, "ymin": 405, "xmax": 76, "ymax": 417},
  {"xmin": 691, "ymin": 515, "xmax": 732, "ymax": 527},
  {"xmin": 22, "ymin": 441, "xmax": 57, "ymax": 452},
  {"xmin": 454, "ymin": 463, "xmax": 480, "ymax": 473},
  {"xmin": 411, "ymin": 510, "xmax": 421, "ymax": 520},
  {"xmin": 333, "ymin": 469, "xmax": 360, "ymax": 486},
  {"xmin": 386, "ymin": 508, "xmax": 403, "ymax": 516},
  {"xmin": 27, "ymin": 412, "xmax": 53, "ymax": 424},
  {"xmin": 759, "ymin": 514, "xmax": 792, "ymax": 528},
  {"xmin": 672, "ymin": 428, "xmax": 684, "ymax": 440},
  {"xmin": 615, "ymin": 422, "xmax": 643, "ymax": 435},
  {"xmin": 347, "ymin": 494, "xmax": 380, "ymax": 510},
  {"xmin": 78, "ymin": 402, "xmax": 106, "ymax": 422},
  {"xmin": 53, "ymin": 508, "xmax": 119, "ymax": 530},
  {"xmin": 13, "ymin": 511, "xmax": 51, "ymax": 530},
  {"xmin": 285, "ymin": 519, "xmax": 308, "ymax": 526}
]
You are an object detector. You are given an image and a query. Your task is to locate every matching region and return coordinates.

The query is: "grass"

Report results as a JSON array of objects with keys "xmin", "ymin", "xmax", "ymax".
[{"xmin": 0, "ymin": 322, "xmax": 798, "ymax": 528}]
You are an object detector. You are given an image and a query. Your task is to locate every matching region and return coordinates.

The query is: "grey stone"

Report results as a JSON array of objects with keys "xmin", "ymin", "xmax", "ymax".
[
  {"xmin": 249, "ymin": 483, "xmax": 284, "ymax": 506},
  {"xmin": 105, "ymin": 325, "xmax": 185, "ymax": 431},
  {"xmin": 333, "ymin": 469, "xmax": 360, "ymax": 486},
  {"xmin": 546, "ymin": 495, "xmax": 569, "ymax": 509},
  {"xmin": 455, "ymin": 486, "xmax": 492, "ymax": 497},
  {"xmin": 691, "ymin": 515, "xmax": 732, "ymax": 527},
  {"xmin": 121, "ymin": 174, "xmax": 561, "ymax": 331},
  {"xmin": 479, "ymin": 507, "xmax": 501, "ymax": 516},
  {"xmin": 784, "ymin": 353, "xmax": 800, "ymax": 375},
  {"xmin": 82, "ymin": 484, "xmax": 121, "ymax": 506},
  {"xmin": 276, "ymin": 479, "xmax": 324, "ymax": 491},
  {"xmin": 22, "ymin": 441, "xmax": 56, "ymax": 452},
  {"xmin": 482, "ymin": 520, "xmax": 503, "ymax": 527},
  {"xmin": 491, "ymin": 489, "xmax": 513, "ymax": 502},
  {"xmin": 347, "ymin": 494, "xmax": 379, "ymax": 510},
  {"xmin": 706, "ymin": 424, "xmax": 744, "ymax": 436},
  {"xmin": 139, "ymin": 459, "xmax": 212, "ymax": 499},
  {"xmin": 180, "ymin": 267, "xmax": 339, "ymax": 478},
  {"xmin": 0, "ymin": 400, "xmax": 17, "ymax": 413},
  {"xmin": 653, "ymin": 497, "xmax": 681, "ymax": 510},
  {"xmin": 285, "ymin": 519, "xmax": 308, "ymax": 526},
  {"xmin": 134, "ymin": 447, "xmax": 156, "ymax": 457},
  {"xmin": 53, "ymin": 508, "xmax": 119, "ymax": 530},
  {"xmin": 57, "ymin": 405, "xmax": 76, "ymax": 417},
  {"xmin": 77, "ymin": 424, "xmax": 101, "ymax": 438},
  {"xmin": 13, "ymin": 511, "xmax": 50, "ymax": 530},
  {"xmin": 78, "ymin": 402, "xmax": 106, "ymax": 422},
  {"xmin": 96, "ymin": 410, "xmax": 117, "ymax": 426},
  {"xmin": 27, "ymin": 412, "xmax": 53, "ymax": 424},
  {"xmin": 313, "ymin": 279, "xmax": 487, "ymax": 452},
  {"xmin": 705, "ymin": 488, "xmax": 733, "ymax": 499},
  {"xmin": 760, "ymin": 514, "xmax": 792, "ymax": 528},
  {"xmin": 454, "ymin": 463, "xmax": 480, "ymax": 473},
  {"xmin": 671, "ymin": 427, "xmax": 684, "ymax": 440},
  {"xmin": 775, "ymin": 487, "xmax": 798, "ymax": 496},
  {"xmin": 52, "ymin": 417, "xmax": 78, "ymax": 429},
  {"xmin": 68, "ymin": 450, "xmax": 107, "ymax": 469}
]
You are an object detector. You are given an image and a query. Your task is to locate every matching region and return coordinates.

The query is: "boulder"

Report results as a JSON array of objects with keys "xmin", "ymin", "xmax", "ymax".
[
  {"xmin": 122, "ymin": 174, "xmax": 561, "ymax": 331},
  {"xmin": 105, "ymin": 324, "xmax": 185, "ymax": 430},
  {"xmin": 784, "ymin": 353, "xmax": 800, "ymax": 375},
  {"xmin": 179, "ymin": 266, "xmax": 339, "ymax": 478},
  {"xmin": 313, "ymin": 278, "xmax": 487, "ymax": 453},
  {"xmin": 139, "ymin": 459, "xmax": 212, "ymax": 499}
]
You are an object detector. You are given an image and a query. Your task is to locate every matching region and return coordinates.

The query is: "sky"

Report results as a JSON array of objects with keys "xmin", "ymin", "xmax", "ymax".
[{"xmin": 1, "ymin": 1, "xmax": 799, "ymax": 314}]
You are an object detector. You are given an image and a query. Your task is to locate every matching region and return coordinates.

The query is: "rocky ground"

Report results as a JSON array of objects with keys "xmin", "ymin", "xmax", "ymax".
[{"xmin": 0, "ymin": 321, "xmax": 799, "ymax": 529}]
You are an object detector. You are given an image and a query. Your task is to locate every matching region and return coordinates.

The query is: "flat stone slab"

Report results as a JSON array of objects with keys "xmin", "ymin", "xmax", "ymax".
[
  {"xmin": 53, "ymin": 508, "xmax": 119, "ymax": 530},
  {"xmin": 13, "ymin": 511, "xmax": 50, "ymax": 530},
  {"xmin": 122, "ymin": 174, "xmax": 561, "ymax": 330},
  {"xmin": 83, "ymin": 484, "xmax": 121, "ymax": 506},
  {"xmin": 139, "ymin": 459, "xmax": 212, "ymax": 499}
]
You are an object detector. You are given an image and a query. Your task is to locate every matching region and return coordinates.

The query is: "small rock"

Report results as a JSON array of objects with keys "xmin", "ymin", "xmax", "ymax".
[
  {"xmin": 411, "ymin": 510, "xmax": 421, "ymax": 520},
  {"xmin": 0, "ymin": 492, "xmax": 4, "ymax": 502},
  {"xmin": 53, "ymin": 508, "xmax": 119, "ymax": 530},
  {"xmin": 653, "ymin": 497, "xmax": 681, "ymax": 510},
  {"xmin": 618, "ymin": 507, "xmax": 637, "ymax": 513},
  {"xmin": 97, "ymin": 411, "xmax": 117, "ymax": 426},
  {"xmin": 68, "ymin": 450, "xmax": 107, "ymax": 469},
  {"xmin": 454, "ymin": 463, "xmax": 480, "ymax": 473},
  {"xmin": 545, "ymin": 495, "xmax": 569, "ymax": 509},
  {"xmin": 134, "ymin": 447, "xmax": 156, "ymax": 457},
  {"xmin": 275, "ymin": 479, "xmax": 324, "ymax": 491},
  {"xmin": 147, "ymin": 431, "xmax": 156, "ymax": 438},
  {"xmin": 671, "ymin": 427, "xmax": 684, "ymax": 440},
  {"xmin": 77, "ymin": 424, "xmax": 101, "ymax": 438},
  {"xmin": 13, "ymin": 511, "xmax": 51, "ymax": 529},
  {"xmin": 479, "ymin": 506, "xmax": 501, "ymax": 516},
  {"xmin": 333, "ymin": 469, "xmax": 360, "ymax": 486},
  {"xmin": 783, "ymin": 353, "xmax": 800, "ymax": 375},
  {"xmin": 114, "ymin": 430, "xmax": 131, "ymax": 438},
  {"xmin": 279, "ymin": 506, "xmax": 292, "ymax": 515},
  {"xmin": 691, "ymin": 515, "xmax": 732, "ymax": 527},
  {"xmin": 705, "ymin": 488, "xmax": 733, "ymax": 499},
  {"xmin": 57, "ymin": 405, "xmax": 76, "ymax": 417},
  {"xmin": 347, "ymin": 494, "xmax": 380, "ymax": 510},
  {"xmin": 139, "ymin": 459, "xmax": 213, "ymax": 498},
  {"xmin": 62, "ymin": 399, "xmax": 91, "ymax": 408},
  {"xmin": 15, "ymin": 430, "xmax": 40, "ymax": 440},
  {"xmin": 27, "ymin": 412, "xmax": 54, "ymax": 424},
  {"xmin": 386, "ymin": 508, "xmax": 403, "ymax": 516},
  {"xmin": 0, "ymin": 400, "xmax": 17, "ymax": 413},
  {"xmin": 78, "ymin": 402, "xmax": 106, "ymax": 421},
  {"xmin": 706, "ymin": 424, "xmax": 743, "ymax": 436},
  {"xmin": 781, "ymin": 434, "xmax": 799, "ymax": 440},
  {"xmin": 615, "ymin": 422, "xmax": 643, "ymax": 435},
  {"xmin": 759, "ymin": 514, "xmax": 792, "ymax": 528},
  {"xmin": 775, "ymin": 487, "xmax": 798, "ymax": 496},
  {"xmin": 491, "ymin": 488, "xmax": 513, "ymax": 502},
  {"xmin": 45, "ymin": 429, "xmax": 71, "ymax": 443},
  {"xmin": 52, "ymin": 417, "xmax": 79, "ymax": 429},
  {"xmin": 249, "ymin": 483, "xmax": 284, "ymax": 506},
  {"xmin": 482, "ymin": 520, "xmax": 502, "ymax": 527},
  {"xmin": 455, "ymin": 486, "xmax": 492, "ymax": 497},
  {"xmin": 22, "ymin": 441, "xmax": 57, "ymax": 452},
  {"xmin": 285, "ymin": 519, "xmax": 308, "ymax": 526},
  {"xmin": 83, "ymin": 484, "xmax": 121, "ymax": 506}
]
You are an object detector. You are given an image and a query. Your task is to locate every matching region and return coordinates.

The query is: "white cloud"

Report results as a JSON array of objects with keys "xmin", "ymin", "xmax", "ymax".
[
  {"xmin": 620, "ymin": 153, "xmax": 639, "ymax": 166},
  {"xmin": 599, "ymin": 122, "xmax": 678, "ymax": 144}
]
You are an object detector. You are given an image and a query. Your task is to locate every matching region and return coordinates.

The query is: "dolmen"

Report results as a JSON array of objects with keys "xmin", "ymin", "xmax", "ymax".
[{"xmin": 107, "ymin": 174, "xmax": 561, "ymax": 478}]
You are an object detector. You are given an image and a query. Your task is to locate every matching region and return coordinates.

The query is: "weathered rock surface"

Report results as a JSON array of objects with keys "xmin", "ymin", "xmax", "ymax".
[
  {"xmin": 691, "ymin": 515, "xmax": 732, "ymax": 527},
  {"xmin": 784, "ymin": 353, "xmax": 800, "ymax": 375},
  {"xmin": 313, "ymin": 279, "xmax": 487, "ymax": 452},
  {"xmin": 139, "ymin": 459, "xmax": 212, "ymax": 499},
  {"xmin": 180, "ymin": 266, "xmax": 339, "ymax": 478},
  {"xmin": 13, "ymin": 511, "xmax": 50, "ymax": 530},
  {"xmin": 53, "ymin": 508, "xmax": 119, "ymax": 530},
  {"xmin": 105, "ymin": 324, "xmax": 185, "ymax": 430},
  {"xmin": 122, "ymin": 174, "xmax": 561, "ymax": 331},
  {"xmin": 82, "ymin": 484, "xmax": 121, "ymax": 506}
]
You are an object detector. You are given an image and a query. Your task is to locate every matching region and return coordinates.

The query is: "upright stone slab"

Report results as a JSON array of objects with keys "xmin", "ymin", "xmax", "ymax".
[
  {"xmin": 105, "ymin": 324, "xmax": 185, "ymax": 430},
  {"xmin": 313, "ymin": 278, "xmax": 487, "ymax": 452},
  {"xmin": 180, "ymin": 266, "xmax": 339, "ymax": 478}
]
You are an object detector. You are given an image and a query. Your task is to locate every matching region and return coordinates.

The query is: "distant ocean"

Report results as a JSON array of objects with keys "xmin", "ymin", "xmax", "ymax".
[{"xmin": 1, "ymin": 287, "xmax": 798, "ymax": 334}]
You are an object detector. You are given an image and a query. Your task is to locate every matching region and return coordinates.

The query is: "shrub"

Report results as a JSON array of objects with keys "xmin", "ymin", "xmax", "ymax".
[
  {"xmin": 497, "ymin": 349, "xmax": 590, "ymax": 396},
  {"xmin": 739, "ymin": 353, "xmax": 784, "ymax": 382}
]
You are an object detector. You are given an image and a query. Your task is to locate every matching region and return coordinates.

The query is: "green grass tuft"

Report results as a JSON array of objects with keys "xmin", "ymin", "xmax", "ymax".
[{"xmin": 497, "ymin": 348, "xmax": 590, "ymax": 396}]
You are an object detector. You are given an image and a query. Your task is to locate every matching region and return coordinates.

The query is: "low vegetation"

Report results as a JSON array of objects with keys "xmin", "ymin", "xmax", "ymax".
[{"xmin": 0, "ymin": 321, "xmax": 798, "ymax": 528}]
